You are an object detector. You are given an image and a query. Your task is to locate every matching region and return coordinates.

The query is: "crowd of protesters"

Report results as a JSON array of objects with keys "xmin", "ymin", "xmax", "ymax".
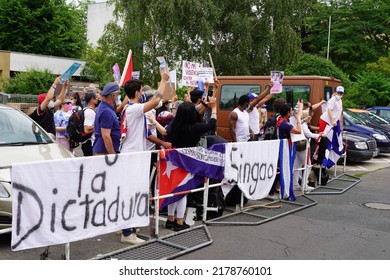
[{"xmin": 32, "ymin": 68, "xmax": 344, "ymax": 245}]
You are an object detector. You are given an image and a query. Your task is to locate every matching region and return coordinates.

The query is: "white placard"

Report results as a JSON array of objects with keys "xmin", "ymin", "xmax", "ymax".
[
  {"xmin": 223, "ymin": 140, "xmax": 280, "ymax": 200},
  {"xmin": 11, "ymin": 152, "xmax": 151, "ymax": 251},
  {"xmin": 182, "ymin": 60, "xmax": 200, "ymax": 87},
  {"xmin": 198, "ymin": 67, "xmax": 214, "ymax": 83}
]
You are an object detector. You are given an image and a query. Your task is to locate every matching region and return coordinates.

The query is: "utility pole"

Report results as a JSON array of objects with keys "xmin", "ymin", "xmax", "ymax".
[{"xmin": 327, "ymin": 16, "xmax": 331, "ymax": 60}]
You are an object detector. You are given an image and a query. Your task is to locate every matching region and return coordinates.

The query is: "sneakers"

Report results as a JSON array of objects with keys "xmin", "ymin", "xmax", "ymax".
[
  {"xmin": 165, "ymin": 219, "xmax": 178, "ymax": 230},
  {"xmin": 173, "ymin": 221, "xmax": 190, "ymax": 232},
  {"xmin": 120, "ymin": 233, "xmax": 145, "ymax": 245},
  {"xmin": 304, "ymin": 186, "xmax": 315, "ymax": 193}
]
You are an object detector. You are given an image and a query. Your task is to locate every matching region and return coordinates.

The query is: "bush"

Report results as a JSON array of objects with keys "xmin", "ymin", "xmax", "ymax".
[
  {"xmin": 4, "ymin": 69, "xmax": 55, "ymax": 95},
  {"xmin": 344, "ymin": 71, "xmax": 390, "ymax": 108}
]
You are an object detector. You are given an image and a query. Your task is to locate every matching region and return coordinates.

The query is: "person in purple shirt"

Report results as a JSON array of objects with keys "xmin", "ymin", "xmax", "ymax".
[{"xmin": 92, "ymin": 82, "xmax": 121, "ymax": 154}]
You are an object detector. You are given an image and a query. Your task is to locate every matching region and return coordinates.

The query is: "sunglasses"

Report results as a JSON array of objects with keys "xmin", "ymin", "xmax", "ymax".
[{"xmin": 63, "ymin": 101, "xmax": 72, "ymax": 105}]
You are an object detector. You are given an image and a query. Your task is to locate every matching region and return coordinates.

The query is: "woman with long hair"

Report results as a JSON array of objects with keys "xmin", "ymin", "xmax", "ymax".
[{"xmin": 165, "ymin": 100, "xmax": 217, "ymax": 231}]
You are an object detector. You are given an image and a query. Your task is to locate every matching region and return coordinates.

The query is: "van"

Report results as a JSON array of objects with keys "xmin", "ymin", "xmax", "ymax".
[{"xmin": 213, "ymin": 75, "xmax": 342, "ymax": 141}]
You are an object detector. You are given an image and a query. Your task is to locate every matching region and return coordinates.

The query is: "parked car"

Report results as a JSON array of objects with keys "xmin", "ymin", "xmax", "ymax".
[
  {"xmin": 343, "ymin": 132, "xmax": 378, "ymax": 163},
  {"xmin": 343, "ymin": 109, "xmax": 390, "ymax": 153},
  {"xmin": 367, "ymin": 106, "xmax": 390, "ymax": 122},
  {"xmin": 0, "ymin": 104, "xmax": 73, "ymax": 232},
  {"xmin": 348, "ymin": 108, "xmax": 390, "ymax": 138}
]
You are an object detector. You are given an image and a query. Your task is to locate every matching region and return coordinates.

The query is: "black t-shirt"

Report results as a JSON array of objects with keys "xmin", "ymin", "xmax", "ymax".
[{"xmin": 29, "ymin": 107, "xmax": 56, "ymax": 135}]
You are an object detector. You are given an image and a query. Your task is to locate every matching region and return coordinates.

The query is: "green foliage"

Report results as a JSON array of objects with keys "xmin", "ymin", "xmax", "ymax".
[
  {"xmin": 0, "ymin": 0, "xmax": 87, "ymax": 58},
  {"xmin": 4, "ymin": 69, "xmax": 55, "ymax": 95},
  {"xmin": 286, "ymin": 54, "xmax": 350, "ymax": 86},
  {"xmin": 302, "ymin": 0, "xmax": 390, "ymax": 78},
  {"xmin": 90, "ymin": 0, "xmax": 312, "ymax": 88},
  {"xmin": 344, "ymin": 71, "xmax": 390, "ymax": 108},
  {"xmin": 367, "ymin": 51, "xmax": 390, "ymax": 77}
]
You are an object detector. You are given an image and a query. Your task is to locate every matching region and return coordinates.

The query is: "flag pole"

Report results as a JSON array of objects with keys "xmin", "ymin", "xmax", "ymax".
[
  {"xmin": 208, "ymin": 53, "xmax": 217, "ymax": 79},
  {"xmin": 326, "ymin": 16, "xmax": 331, "ymax": 60}
]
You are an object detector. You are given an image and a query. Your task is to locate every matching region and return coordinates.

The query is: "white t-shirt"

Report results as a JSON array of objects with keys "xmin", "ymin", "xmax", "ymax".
[
  {"xmin": 248, "ymin": 107, "xmax": 260, "ymax": 134},
  {"xmin": 120, "ymin": 103, "xmax": 147, "ymax": 153},
  {"xmin": 145, "ymin": 109, "xmax": 157, "ymax": 151},
  {"xmin": 233, "ymin": 108, "xmax": 250, "ymax": 142},
  {"xmin": 320, "ymin": 96, "xmax": 343, "ymax": 125},
  {"xmin": 83, "ymin": 108, "xmax": 96, "ymax": 144}
]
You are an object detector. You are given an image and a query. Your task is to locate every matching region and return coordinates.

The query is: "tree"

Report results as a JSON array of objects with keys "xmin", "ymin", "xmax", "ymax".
[
  {"xmin": 344, "ymin": 71, "xmax": 390, "ymax": 108},
  {"xmin": 367, "ymin": 51, "xmax": 390, "ymax": 77},
  {"xmin": 87, "ymin": 0, "xmax": 312, "ymax": 87},
  {"xmin": 285, "ymin": 54, "xmax": 350, "ymax": 87},
  {"xmin": 302, "ymin": 0, "xmax": 390, "ymax": 77},
  {"xmin": 0, "ymin": 0, "xmax": 87, "ymax": 58}
]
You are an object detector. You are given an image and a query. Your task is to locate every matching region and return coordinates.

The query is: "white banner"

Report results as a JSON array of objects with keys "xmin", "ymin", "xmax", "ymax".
[
  {"xmin": 11, "ymin": 152, "xmax": 151, "ymax": 251},
  {"xmin": 223, "ymin": 141, "xmax": 280, "ymax": 200},
  {"xmin": 182, "ymin": 60, "xmax": 200, "ymax": 87}
]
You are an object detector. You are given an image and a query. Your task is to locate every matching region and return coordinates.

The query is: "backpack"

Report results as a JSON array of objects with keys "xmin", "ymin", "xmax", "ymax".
[
  {"xmin": 66, "ymin": 109, "xmax": 91, "ymax": 143},
  {"xmin": 263, "ymin": 113, "xmax": 279, "ymax": 140}
]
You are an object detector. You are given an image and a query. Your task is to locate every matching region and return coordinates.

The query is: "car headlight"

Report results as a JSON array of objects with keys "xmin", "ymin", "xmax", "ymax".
[
  {"xmin": 373, "ymin": 133, "xmax": 387, "ymax": 140},
  {"xmin": 0, "ymin": 182, "xmax": 10, "ymax": 198},
  {"xmin": 354, "ymin": 141, "xmax": 368, "ymax": 150}
]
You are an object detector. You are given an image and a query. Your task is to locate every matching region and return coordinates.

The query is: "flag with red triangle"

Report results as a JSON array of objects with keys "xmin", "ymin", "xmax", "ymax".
[{"xmin": 119, "ymin": 50, "xmax": 133, "ymax": 87}]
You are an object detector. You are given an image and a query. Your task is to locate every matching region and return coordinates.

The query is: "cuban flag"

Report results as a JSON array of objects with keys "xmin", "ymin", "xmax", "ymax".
[
  {"xmin": 119, "ymin": 49, "xmax": 133, "ymax": 87},
  {"xmin": 322, "ymin": 120, "xmax": 344, "ymax": 169},
  {"xmin": 158, "ymin": 144, "xmax": 225, "ymax": 209},
  {"xmin": 279, "ymin": 139, "xmax": 296, "ymax": 201}
]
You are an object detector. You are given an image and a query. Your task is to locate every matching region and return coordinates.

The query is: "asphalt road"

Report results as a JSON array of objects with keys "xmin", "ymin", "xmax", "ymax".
[{"xmin": 1, "ymin": 154, "xmax": 390, "ymax": 260}]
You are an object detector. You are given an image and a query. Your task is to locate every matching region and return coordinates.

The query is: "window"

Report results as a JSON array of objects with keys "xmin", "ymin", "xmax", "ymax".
[
  {"xmin": 220, "ymin": 85, "xmax": 260, "ymax": 110},
  {"xmin": 324, "ymin": 86, "xmax": 333, "ymax": 101},
  {"xmin": 265, "ymin": 85, "xmax": 310, "ymax": 112}
]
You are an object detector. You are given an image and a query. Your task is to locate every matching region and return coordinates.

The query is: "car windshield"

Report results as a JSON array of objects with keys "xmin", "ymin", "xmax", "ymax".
[
  {"xmin": 344, "ymin": 110, "xmax": 366, "ymax": 125},
  {"xmin": 0, "ymin": 107, "xmax": 53, "ymax": 145},
  {"xmin": 364, "ymin": 112, "xmax": 390, "ymax": 125}
]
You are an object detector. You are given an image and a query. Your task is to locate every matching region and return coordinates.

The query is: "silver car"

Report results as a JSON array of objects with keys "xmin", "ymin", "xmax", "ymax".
[{"xmin": 0, "ymin": 104, "xmax": 73, "ymax": 232}]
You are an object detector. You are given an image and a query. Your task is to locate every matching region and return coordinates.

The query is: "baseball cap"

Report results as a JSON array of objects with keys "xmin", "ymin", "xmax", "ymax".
[
  {"xmin": 247, "ymin": 93, "xmax": 258, "ymax": 100},
  {"xmin": 261, "ymin": 104, "xmax": 267, "ymax": 108},
  {"xmin": 335, "ymin": 86, "xmax": 344, "ymax": 93},
  {"xmin": 37, "ymin": 93, "xmax": 47, "ymax": 104},
  {"xmin": 102, "ymin": 82, "xmax": 120, "ymax": 96}
]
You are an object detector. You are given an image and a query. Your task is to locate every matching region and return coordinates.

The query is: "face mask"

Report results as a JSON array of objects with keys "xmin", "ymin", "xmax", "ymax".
[
  {"xmin": 71, "ymin": 100, "xmax": 74, "ymax": 105},
  {"xmin": 168, "ymin": 102, "xmax": 173, "ymax": 110},
  {"xmin": 246, "ymin": 105, "xmax": 250, "ymax": 111},
  {"xmin": 48, "ymin": 100, "xmax": 55, "ymax": 109},
  {"xmin": 260, "ymin": 108, "xmax": 267, "ymax": 114},
  {"xmin": 65, "ymin": 104, "xmax": 73, "ymax": 111},
  {"xmin": 336, "ymin": 95, "xmax": 342, "ymax": 100},
  {"xmin": 155, "ymin": 100, "xmax": 163, "ymax": 109}
]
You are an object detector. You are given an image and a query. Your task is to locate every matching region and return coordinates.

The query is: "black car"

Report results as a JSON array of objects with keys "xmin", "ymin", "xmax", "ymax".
[{"xmin": 343, "ymin": 132, "xmax": 378, "ymax": 163}]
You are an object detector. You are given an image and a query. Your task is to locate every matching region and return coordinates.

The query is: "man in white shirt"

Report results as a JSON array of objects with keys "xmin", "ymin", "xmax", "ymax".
[{"xmin": 81, "ymin": 90, "xmax": 98, "ymax": 156}]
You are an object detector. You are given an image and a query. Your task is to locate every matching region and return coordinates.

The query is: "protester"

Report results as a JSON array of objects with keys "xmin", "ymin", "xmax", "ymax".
[
  {"xmin": 71, "ymin": 92, "xmax": 83, "ymax": 111},
  {"xmin": 229, "ymin": 95, "xmax": 252, "ymax": 142},
  {"xmin": 81, "ymin": 90, "xmax": 98, "ymax": 156},
  {"xmin": 247, "ymin": 82, "xmax": 273, "ymax": 140},
  {"xmin": 29, "ymin": 77, "xmax": 68, "ymax": 135},
  {"xmin": 315, "ymin": 86, "xmax": 344, "ymax": 165},
  {"xmin": 92, "ymin": 82, "xmax": 121, "ymax": 155},
  {"xmin": 54, "ymin": 97, "xmax": 73, "ymax": 151},
  {"xmin": 164, "ymin": 101, "xmax": 217, "ymax": 231},
  {"xmin": 258, "ymin": 104, "xmax": 267, "ymax": 137}
]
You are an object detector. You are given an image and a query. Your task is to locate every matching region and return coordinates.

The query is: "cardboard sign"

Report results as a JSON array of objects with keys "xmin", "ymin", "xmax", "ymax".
[{"xmin": 182, "ymin": 60, "xmax": 199, "ymax": 87}]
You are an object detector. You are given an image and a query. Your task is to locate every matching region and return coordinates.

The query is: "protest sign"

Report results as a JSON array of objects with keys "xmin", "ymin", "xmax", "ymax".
[
  {"xmin": 61, "ymin": 62, "xmax": 81, "ymax": 84},
  {"xmin": 112, "ymin": 63, "xmax": 121, "ymax": 83},
  {"xmin": 132, "ymin": 71, "xmax": 140, "ymax": 80},
  {"xmin": 223, "ymin": 141, "xmax": 280, "ymax": 200},
  {"xmin": 11, "ymin": 152, "xmax": 151, "ymax": 251},
  {"xmin": 182, "ymin": 60, "xmax": 199, "ymax": 87},
  {"xmin": 198, "ymin": 67, "xmax": 214, "ymax": 83},
  {"xmin": 270, "ymin": 71, "xmax": 284, "ymax": 94}
]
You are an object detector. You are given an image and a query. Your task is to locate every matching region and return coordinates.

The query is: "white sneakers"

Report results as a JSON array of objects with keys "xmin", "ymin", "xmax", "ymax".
[
  {"xmin": 120, "ymin": 233, "xmax": 145, "ymax": 245},
  {"xmin": 304, "ymin": 186, "xmax": 315, "ymax": 193}
]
